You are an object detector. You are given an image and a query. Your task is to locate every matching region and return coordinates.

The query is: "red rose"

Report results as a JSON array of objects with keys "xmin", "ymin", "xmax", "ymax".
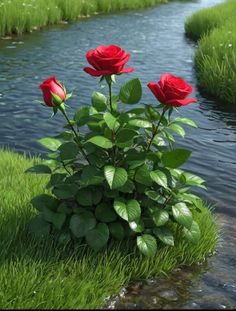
[
  {"xmin": 83, "ymin": 44, "xmax": 134, "ymax": 77},
  {"xmin": 148, "ymin": 73, "xmax": 197, "ymax": 107},
  {"xmin": 39, "ymin": 76, "xmax": 66, "ymax": 107}
]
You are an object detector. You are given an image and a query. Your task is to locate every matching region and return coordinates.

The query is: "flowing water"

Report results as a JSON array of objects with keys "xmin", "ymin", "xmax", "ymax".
[{"xmin": 0, "ymin": 0, "xmax": 235, "ymax": 308}]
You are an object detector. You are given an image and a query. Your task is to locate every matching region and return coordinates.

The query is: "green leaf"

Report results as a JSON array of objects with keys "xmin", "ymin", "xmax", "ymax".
[
  {"xmin": 150, "ymin": 170, "xmax": 168, "ymax": 188},
  {"xmin": 152, "ymin": 209, "xmax": 169, "ymax": 227},
  {"xmin": 104, "ymin": 166, "xmax": 128, "ymax": 190},
  {"xmin": 114, "ymin": 198, "xmax": 141, "ymax": 222},
  {"xmin": 92, "ymin": 188, "xmax": 103, "ymax": 205},
  {"xmin": 137, "ymin": 234, "xmax": 157, "ymax": 257},
  {"xmin": 129, "ymin": 219, "xmax": 144, "ymax": 233},
  {"xmin": 76, "ymin": 188, "xmax": 93, "ymax": 206},
  {"xmin": 53, "ymin": 184, "xmax": 78, "ymax": 199},
  {"xmin": 52, "ymin": 213, "xmax": 66, "ymax": 230},
  {"xmin": 29, "ymin": 216, "xmax": 50, "ymax": 237},
  {"xmin": 116, "ymin": 129, "xmax": 138, "ymax": 148},
  {"xmin": 175, "ymin": 117, "xmax": 197, "ymax": 128},
  {"xmin": 180, "ymin": 172, "xmax": 206, "ymax": 189},
  {"xmin": 179, "ymin": 193, "xmax": 202, "ymax": 206},
  {"xmin": 92, "ymin": 91, "xmax": 107, "ymax": 111},
  {"xmin": 81, "ymin": 166, "xmax": 104, "ymax": 186},
  {"xmin": 42, "ymin": 207, "xmax": 54, "ymax": 222},
  {"xmin": 57, "ymin": 202, "xmax": 72, "ymax": 214},
  {"xmin": 145, "ymin": 190, "xmax": 160, "ymax": 202},
  {"xmin": 25, "ymin": 164, "xmax": 52, "ymax": 174},
  {"xmin": 119, "ymin": 78, "xmax": 142, "ymax": 104},
  {"xmin": 116, "ymin": 179, "xmax": 135, "ymax": 193},
  {"xmin": 46, "ymin": 173, "xmax": 67, "ymax": 189},
  {"xmin": 128, "ymin": 108, "xmax": 145, "ymax": 115},
  {"xmin": 162, "ymin": 149, "xmax": 191, "ymax": 169},
  {"xmin": 103, "ymin": 112, "xmax": 120, "ymax": 131},
  {"xmin": 87, "ymin": 120, "xmax": 103, "ymax": 132},
  {"xmin": 58, "ymin": 141, "xmax": 79, "ymax": 161},
  {"xmin": 126, "ymin": 154, "xmax": 146, "ymax": 170},
  {"xmin": 145, "ymin": 105, "xmax": 161, "ymax": 121},
  {"xmin": 38, "ymin": 137, "xmax": 61, "ymax": 151},
  {"xmin": 86, "ymin": 136, "xmax": 113, "ymax": 149},
  {"xmin": 168, "ymin": 123, "xmax": 185, "ymax": 137},
  {"xmin": 58, "ymin": 232, "xmax": 71, "ymax": 245},
  {"xmin": 70, "ymin": 212, "xmax": 96, "ymax": 238},
  {"xmin": 109, "ymin": 222, "xmax": 125, "ymax": 240},
  {"xmin": 183, "ymin": 220, "xmax": 201, "ymax": 244},
  {"xmin": 86, "ymin": 223, "xmax": 109, "ymax": 251},
  {"xmin": 135, "ymin": 164, "xmax": 152, "ymax": 186},
  {"xmin": 95, "ymin": 203, "xmax": 117, "ymax": 222},
  {"xmin": 128, "ymin": 119, "xmax": 152, "ymax": 129},
  {"xmin": 74, "ymin": 107, "xmax": 90, "ymax": 126},
  {"xmin": 172, "ymin": 202, "xmax": 193, "ymax": 229},
  {"xmin": 154, "ymin": 227, "xmax": 174, "ymax": 246},
  {"xmin": 31, "ymin": 194, "xmax": 58, "ymax": 212}
]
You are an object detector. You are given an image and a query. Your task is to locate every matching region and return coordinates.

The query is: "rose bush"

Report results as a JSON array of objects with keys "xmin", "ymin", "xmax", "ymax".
[{"xmin": 27, "ymin": 44, "xmax": 206, "ymax": 256}]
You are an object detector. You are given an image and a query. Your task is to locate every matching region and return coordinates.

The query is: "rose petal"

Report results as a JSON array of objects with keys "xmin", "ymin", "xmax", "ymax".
[
  {"xmin": 148, "ymin": 81, "xmax": 166, "ymax": 103},
  {"xmin": 83, "ymin": 67, "xmax": 114, "ymax": 77},
  {"xmin": 166, "ymin": 97, "xmax": 197, "ymax": 107},
  {"xmin": 120, "ymin": 67, "xmax": 134, "ymax": 73}
]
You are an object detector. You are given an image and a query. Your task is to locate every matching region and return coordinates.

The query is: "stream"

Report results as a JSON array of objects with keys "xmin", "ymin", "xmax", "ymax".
[{"xmin": 0, "ymin": 0, "xmax": 235, "ymax": 308}]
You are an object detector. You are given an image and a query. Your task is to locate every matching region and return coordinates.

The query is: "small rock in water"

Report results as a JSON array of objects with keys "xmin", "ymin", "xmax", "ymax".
[
  {"xmin": 59, "ymin": 20, "xmax": 68, "ymax": 24},
  {"xmin": 223, "ymin": 283, "xmax": 236, "ymax": 292},
  {"xmin": 1, "ymin": 36, "xmax": 12, "ymax": 40},
  {"xmin": 159, "ymin": 289, "xmax": 178, "ymax": 301},
  {"xmin": 146, "ymin": 278, "xmax": 156, "ymax": 285}
]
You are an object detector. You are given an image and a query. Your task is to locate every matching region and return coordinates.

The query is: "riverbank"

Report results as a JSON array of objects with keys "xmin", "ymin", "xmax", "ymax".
[
  {"xmin": 0, "ymin": 149, "xmax": 218, "ymax": 308},
  {"xmin": 0, "ymin": 0, "xmax": 171, "ymax": 37},
  {"xmin": 185, "ymin": 0, "xmax": 236, "ymax": 104}
]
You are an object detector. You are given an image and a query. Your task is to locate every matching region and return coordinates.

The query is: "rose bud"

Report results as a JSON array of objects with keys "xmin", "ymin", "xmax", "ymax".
[
  {"xmin": 39, "ymin": 76, "xmax": 66, "ymax": 107},
  {"xmin": 148, "ymin": 73, "xmax": 197, "ymax": 107},
  {"xmin": 83, "ymin": 44, "xmax": 134, "ymax": 77}
]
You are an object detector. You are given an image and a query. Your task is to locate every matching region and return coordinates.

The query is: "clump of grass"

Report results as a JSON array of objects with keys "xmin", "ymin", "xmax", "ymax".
[
  {"xmin": 195, "ymin": 21, "xmax": 236, "ymax": 104},
  {"xmin": 185, "ymin": 0, "xmax": 236, "ymax": 41},
  {"xmin": 0, "ymin": 0, "xmax": 169, "ymax": 37},
  {"xmin": 185, "ymin": 0, "xmax": 236, "ymax": 104},
  {"xmin": 0, "ymin": 149, "xmax": 218, "ymax": 308}
]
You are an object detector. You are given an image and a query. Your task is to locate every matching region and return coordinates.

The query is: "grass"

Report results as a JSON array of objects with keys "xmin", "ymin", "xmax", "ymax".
[
  {"xmin": 0, "ymin": 0, "xmax": 170, "ymax": 37},
  {"xmin": 0, "ymin": 149, "xmax": 218, "ymax": 308},
  {"xmin": 185, "ymin": 0, "xmax": 236, "ymax": 104}
]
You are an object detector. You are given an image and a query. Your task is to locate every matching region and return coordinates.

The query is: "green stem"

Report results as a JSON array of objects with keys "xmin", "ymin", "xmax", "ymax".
[
  {"xmin": 59, "ymin": 106, "xmax": 91, "ymax": 165},
  {"xmin": 147, "ymin": 107, "xmax": 168, "ymax": 152},
  {"xmin": 61, "ymin": 160, "xmax": 72, "ymax": 176},
  {"xmin": 108, "ymin": 80, "xmax": 113, "ymax": 113},
  {"xmin": 162, "ymin": 193, "xmax": 172, "ymax": 209},
  {"xmin": 106, "ymin": 76, "xmax": 117, "ymax": 165}
]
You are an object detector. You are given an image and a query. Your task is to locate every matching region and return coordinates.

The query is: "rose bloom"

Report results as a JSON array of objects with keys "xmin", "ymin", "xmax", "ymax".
[
  {"xmin": 84, "ymin": 44, "xmax": 134, "ymax": 77},
  {"xmin": 148, "ymin": 73, "xmax": 197, "ymax": 107},
  {"xmin": 39, "ymin": 76, "xmax": 66, "ymax": 107}
]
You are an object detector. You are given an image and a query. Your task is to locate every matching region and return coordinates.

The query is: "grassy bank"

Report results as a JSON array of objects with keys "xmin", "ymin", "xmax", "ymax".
[
  {"xmin": 185, "ymin": 0, "xmax": 236, "ymax": 104},
  {"xmin": 0, "ymin": 0, "xmax": 169, "ymax": 37},
  {"xmin": 0, "ymin": 149, "xmax": 218, "ymax": 308}
]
